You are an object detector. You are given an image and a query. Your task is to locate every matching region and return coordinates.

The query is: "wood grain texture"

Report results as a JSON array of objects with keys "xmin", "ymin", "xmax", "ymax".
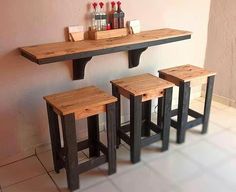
[
  {"xmin": 88, "ymin": 28, "xmax": 128, "ymax": 40},
  {"xmin": 44, "ymin": 86, "xmax": 117, "ymax": 116},
  {"xmin": 20, "ymin": 28, "xmax": 192, "ymax": 64},
  {"xmin": 159, "ymin": 64, "xmax": 216, "ymax": 85},
  {"xmin": 111, "ymin": 73, "xmax": 174, "ymax": 98}
]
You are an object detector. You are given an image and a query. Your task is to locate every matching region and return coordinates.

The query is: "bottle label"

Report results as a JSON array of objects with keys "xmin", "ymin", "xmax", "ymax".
[
  {"xmin": 95, "ymin": 15, "xmax": 100, "ymax": 20},
  {"xmin": 119, "ymin": 12, "xmax": 125, "ymax": 18},
  {"xmin": 113, "ymin": 13, "xmax": 119, "ymax": 18},
  {"xmin": 102, "ymin": 15, "xmax": 107, "ymax": 20}
]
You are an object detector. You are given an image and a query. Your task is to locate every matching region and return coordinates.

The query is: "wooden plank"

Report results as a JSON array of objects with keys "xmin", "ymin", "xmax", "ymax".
[
  {"xmin": 75, "ymin": 105, "xmax": 106, "ymax": 119},
  {"xmin": 111, "ymin": 73, "xmax": 174, "ymax": 96},
  {"xmin": 159, "ymin": 65, "xmax": 216, "ymax": 83},
  {"xmin": 44, "ymin": 86, "xmax": 117, "ymax": 115},
  {"xmin": 88, "ymin": 28, "xmax": 128, "ymax": 40},
  {"xmin": 20, "ymin": 28, "xmax": 192, "ymax": 64}
]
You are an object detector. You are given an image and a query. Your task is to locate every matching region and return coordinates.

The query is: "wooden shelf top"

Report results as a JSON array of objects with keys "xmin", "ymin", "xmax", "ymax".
[
  {"xmin": 20, "ymin": 28, "xmax": 192, "ymax": 64},
  {"xmin": 44, "ymin": 86, "xmax": 117, "ymax": 115}
]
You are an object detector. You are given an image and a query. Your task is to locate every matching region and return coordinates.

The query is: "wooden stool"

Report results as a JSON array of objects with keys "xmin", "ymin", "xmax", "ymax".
[
  {"xmin": 159, "ymin": 65, "xmax": 216, "ymax": 144},
  {"xmin": 44, "ymin": 86, "xmax": 117, "ymax": 191},
  {"xmin": 111, "ymin": 74, "xmax": 174, "ymax": 164}
]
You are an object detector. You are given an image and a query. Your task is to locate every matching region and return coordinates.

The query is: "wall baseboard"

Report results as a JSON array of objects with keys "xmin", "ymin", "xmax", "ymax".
[{"xmin": 201, "ymin": 91, "xmax": 236, "ymax": 108}]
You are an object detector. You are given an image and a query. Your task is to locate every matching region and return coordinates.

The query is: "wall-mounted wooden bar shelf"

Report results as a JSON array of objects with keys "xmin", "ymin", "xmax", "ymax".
[{"xmin": 20, "ymin": 28, "xmax": 192, "ymax": 80}]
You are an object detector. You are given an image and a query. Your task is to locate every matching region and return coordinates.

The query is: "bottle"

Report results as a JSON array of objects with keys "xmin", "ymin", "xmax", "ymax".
[
  {"xmin": 92, "ymin": 2, "xmax": 100, "ymax": 31},
  {"xmin": 110, "ymin": 1, "xmax": 119, "ymax": 29},
  {"xmin": 117, "ymin": 1, "xmax": 125, "ymax": 28},
  {"xmin": 99, "ymin": 2, "xmax": 107, "ymax": 31}
]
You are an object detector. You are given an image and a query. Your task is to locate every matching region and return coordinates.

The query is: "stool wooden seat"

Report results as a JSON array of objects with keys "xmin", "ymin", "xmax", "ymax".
[
  {"xmin": 44, "ymin": 86, "xmax": 117, "ymax": 191},
  {"xmin": 111, "ymin": 73, "xmax": 174, "ymax": 163},
  {"xmin": 159, "ymin": 65, "xmax": 216, "ymax": 144}
]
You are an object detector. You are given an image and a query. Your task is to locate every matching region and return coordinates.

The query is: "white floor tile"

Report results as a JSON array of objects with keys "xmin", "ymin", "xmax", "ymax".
[
  {"xmin": 141, "ymin": 142, "xmax": 167, "ymax": 162},
  {"xmin": 2, "ymin": 174, "xmax": 58, "ymax": 192},
  {"xmin": 37, "ymin": 150, "xmax": 87, "ymax": 172},
  {"xmin": 0, "ymin": 156, "xmax": 46, "ymax": 188},
  {"xmin": 169, "ymin": 128, "xmax": 203, "ymax": 148},
  {"xmin": 82, "ymin": 181, "xmax": 119, "ymax": 192},
  {"xmin": 213, "ymin": 157, "xmax": 236, "ymax": 188},
  {"xmin": 112, "ymin": 165, "xmax": 174, "ymax": 192},
  {"xmin": 100, "ymin": 145, "xmax": 143, "ymax": 177},
  {"xmin": 179, "ymin": 173, "xmax": 234, "ymax": 192},
  {"xmin": 207, "ymin": 131, "xmax": 236, "ymax": 155},
  {"xmin": 179, "ymin": 140, "xmax": 229, "ymax": 168},
  {"xmin": 188, "ymin": 121, "xmax": 224, "ymax": 136},
  {"xmin": 148, "ymin": 151, "xmax": 201, "ymax": 183},
  {"xmin": 209, "ymin": 107, "xmax": 236, "ymax": 129},
  {"xmin": 50, "ymin": 168, "xmax": 107, "ymax": 191}
]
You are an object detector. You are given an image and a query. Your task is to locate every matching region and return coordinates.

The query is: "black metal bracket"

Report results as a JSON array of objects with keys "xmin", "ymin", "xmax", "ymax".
[
  {"xmin": 128, "ymin": 47, "xmax": 148, "ymax": 68},
  {"xmin": 72, "ymin": 57, "xmax": 92, "ymax": 80}
]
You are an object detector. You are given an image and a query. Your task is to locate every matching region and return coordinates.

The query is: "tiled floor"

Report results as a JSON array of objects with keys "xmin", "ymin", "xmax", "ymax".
[{"xmin": 1, "ymin": 98, "xmax": 236, "ymax": 192}]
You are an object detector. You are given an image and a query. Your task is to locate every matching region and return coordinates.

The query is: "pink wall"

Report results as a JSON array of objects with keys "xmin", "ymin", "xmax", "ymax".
[{"xmin": 0, "ymin": 0, "xmax": 211, "ymax": 164}]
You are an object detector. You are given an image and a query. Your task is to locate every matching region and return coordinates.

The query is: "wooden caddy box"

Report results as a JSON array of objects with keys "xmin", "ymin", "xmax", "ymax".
[{"xmin": 88, "ymin": 28, "xmax": 129, "ymax": 40}]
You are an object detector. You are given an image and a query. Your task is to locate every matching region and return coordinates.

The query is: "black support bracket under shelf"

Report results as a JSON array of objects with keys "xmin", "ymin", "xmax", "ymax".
[
  {"xmin": 128, "ymin": 47, "xmax": 148, "ymax": 68},
  {"xmin": 73, "ymin": 57, "xmax": 92, "ymax": 80},
  {"xmin": 72, "ymin": 48, "xmax": 148, "ymax": 80}
]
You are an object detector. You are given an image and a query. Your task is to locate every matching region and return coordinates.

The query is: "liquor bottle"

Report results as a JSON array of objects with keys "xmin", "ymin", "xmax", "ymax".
[
  {"xmin": 99, "ymin": 2, "xmax": 107, "ymax": 31},
  {"xmin": 92, "ymin": 2, "xmax": 100, "ymax": 31},
  {"xmin": 117, "ymin": 1, "xmax": 125, "ymax": 28},
  {"xmin": 110, "ymin": 1, "xmax": 119, "ymax": 29}
]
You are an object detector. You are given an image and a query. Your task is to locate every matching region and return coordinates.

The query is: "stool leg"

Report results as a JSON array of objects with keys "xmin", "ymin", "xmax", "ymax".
[
  {"xmin": 142, "ymin": 100, "xmax": 152, "ymax": 137},
  {"xmin": 177, "ymin": 82, "xmax": 190, "ymax": 144},
  {"xmin": 130, "ymin": 95, "xmax": 142, "ymax": 164},
  {"xmin": 87, "ymin": 115, "xmax": 100, "ymax": 157},
  {"xmin": 202, "ymin": 76, "xmax": 215, "ymax": 134},
  {"xmin": 46, "ymin": 103, "xmax": 63, "ymax": 173},
  {"xmin": 158, "ymin": 97, "xmax": 164, "ymax": 128},
  {"xmin": 162, "ymin": 88, "xmax": 173, "ymax": 151},
  {"xmin": 112, "ymin": 85, "xmax": 121, "ymax": 148},
  {"xmin": 106, "ymin": 103, "xmax": 117, "ymax": 175},
  {"xmin": 61, "ymin": 114, "xmax": 79, "ymax": 191}
]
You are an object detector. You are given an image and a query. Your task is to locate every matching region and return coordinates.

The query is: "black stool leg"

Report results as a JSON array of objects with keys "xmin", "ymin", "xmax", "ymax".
[
  {"xmin": 112, "ymin": 85, "xmax": 121, "ymax": 148},
  {"xmin": 158, "ymin": 72, "xmax": 165, "ymax": 129},
  {"xmin": 87, "ymin": 115, "xmax": 100, "ymax": 157},
  {"xmin": 142, "ymin": 100, "xmax": 152, "ymax": 137},
  {"xmin": 158, "ymin": 97, "xmax": 164, "ymax": 128},
  {"xmin": 202, "ymin": 76, "xmax": 215, "ymax": 134},
  {"xmin": 106, "ymin": 103, "xmax": 117, "ymax": 175},
  {"xmin": 61, "ymin": 113, "xmax": 79, "ymax": 191},
  {"xmin": 46, "ymin": 103, "xmax": 63, "ymax": 173},
  {"xmin": 130, "ymin": 95, "xmax": 142, "ymax": 164},
  {"xmin": 162, "ymin": 88, "xmax": 173, "ymax": 151},
  {"xmin": 177, "ymin": 82, "xmax": 190, "ymax": 144}
]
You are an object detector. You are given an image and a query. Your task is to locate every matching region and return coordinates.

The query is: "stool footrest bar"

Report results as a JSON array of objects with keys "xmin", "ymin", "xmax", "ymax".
[
  {"xmin": 171, "ymin": 119, "xmax": 178, "ymax": 129},
  {"xmin": 98, "ymin": 142, "xmax": 108, "ymax": 156},
  {"xmin": 77, "ymin": 155, "xmax": 107, "ymax": 174},
  {"xmin": 188, "ymin": 109, "xmax": 203, "ymax": 119},
  {"xmin": 118, "ymin": 129, "xmax": 131, "ymax": 145},
  {"xmin": 186, "ymin": 117, "xmax": 203, "ymax": 129},
  {"xmin": 171, "ymin": 109, "xmax": 178, "ymax": 117},
  {"xmin": 141, "ymin": 134, "xmax": 162, "ymax": 147},
  {"xmin": 149, "ymin": 122, "xmax": 162, "ymax": 134}
]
